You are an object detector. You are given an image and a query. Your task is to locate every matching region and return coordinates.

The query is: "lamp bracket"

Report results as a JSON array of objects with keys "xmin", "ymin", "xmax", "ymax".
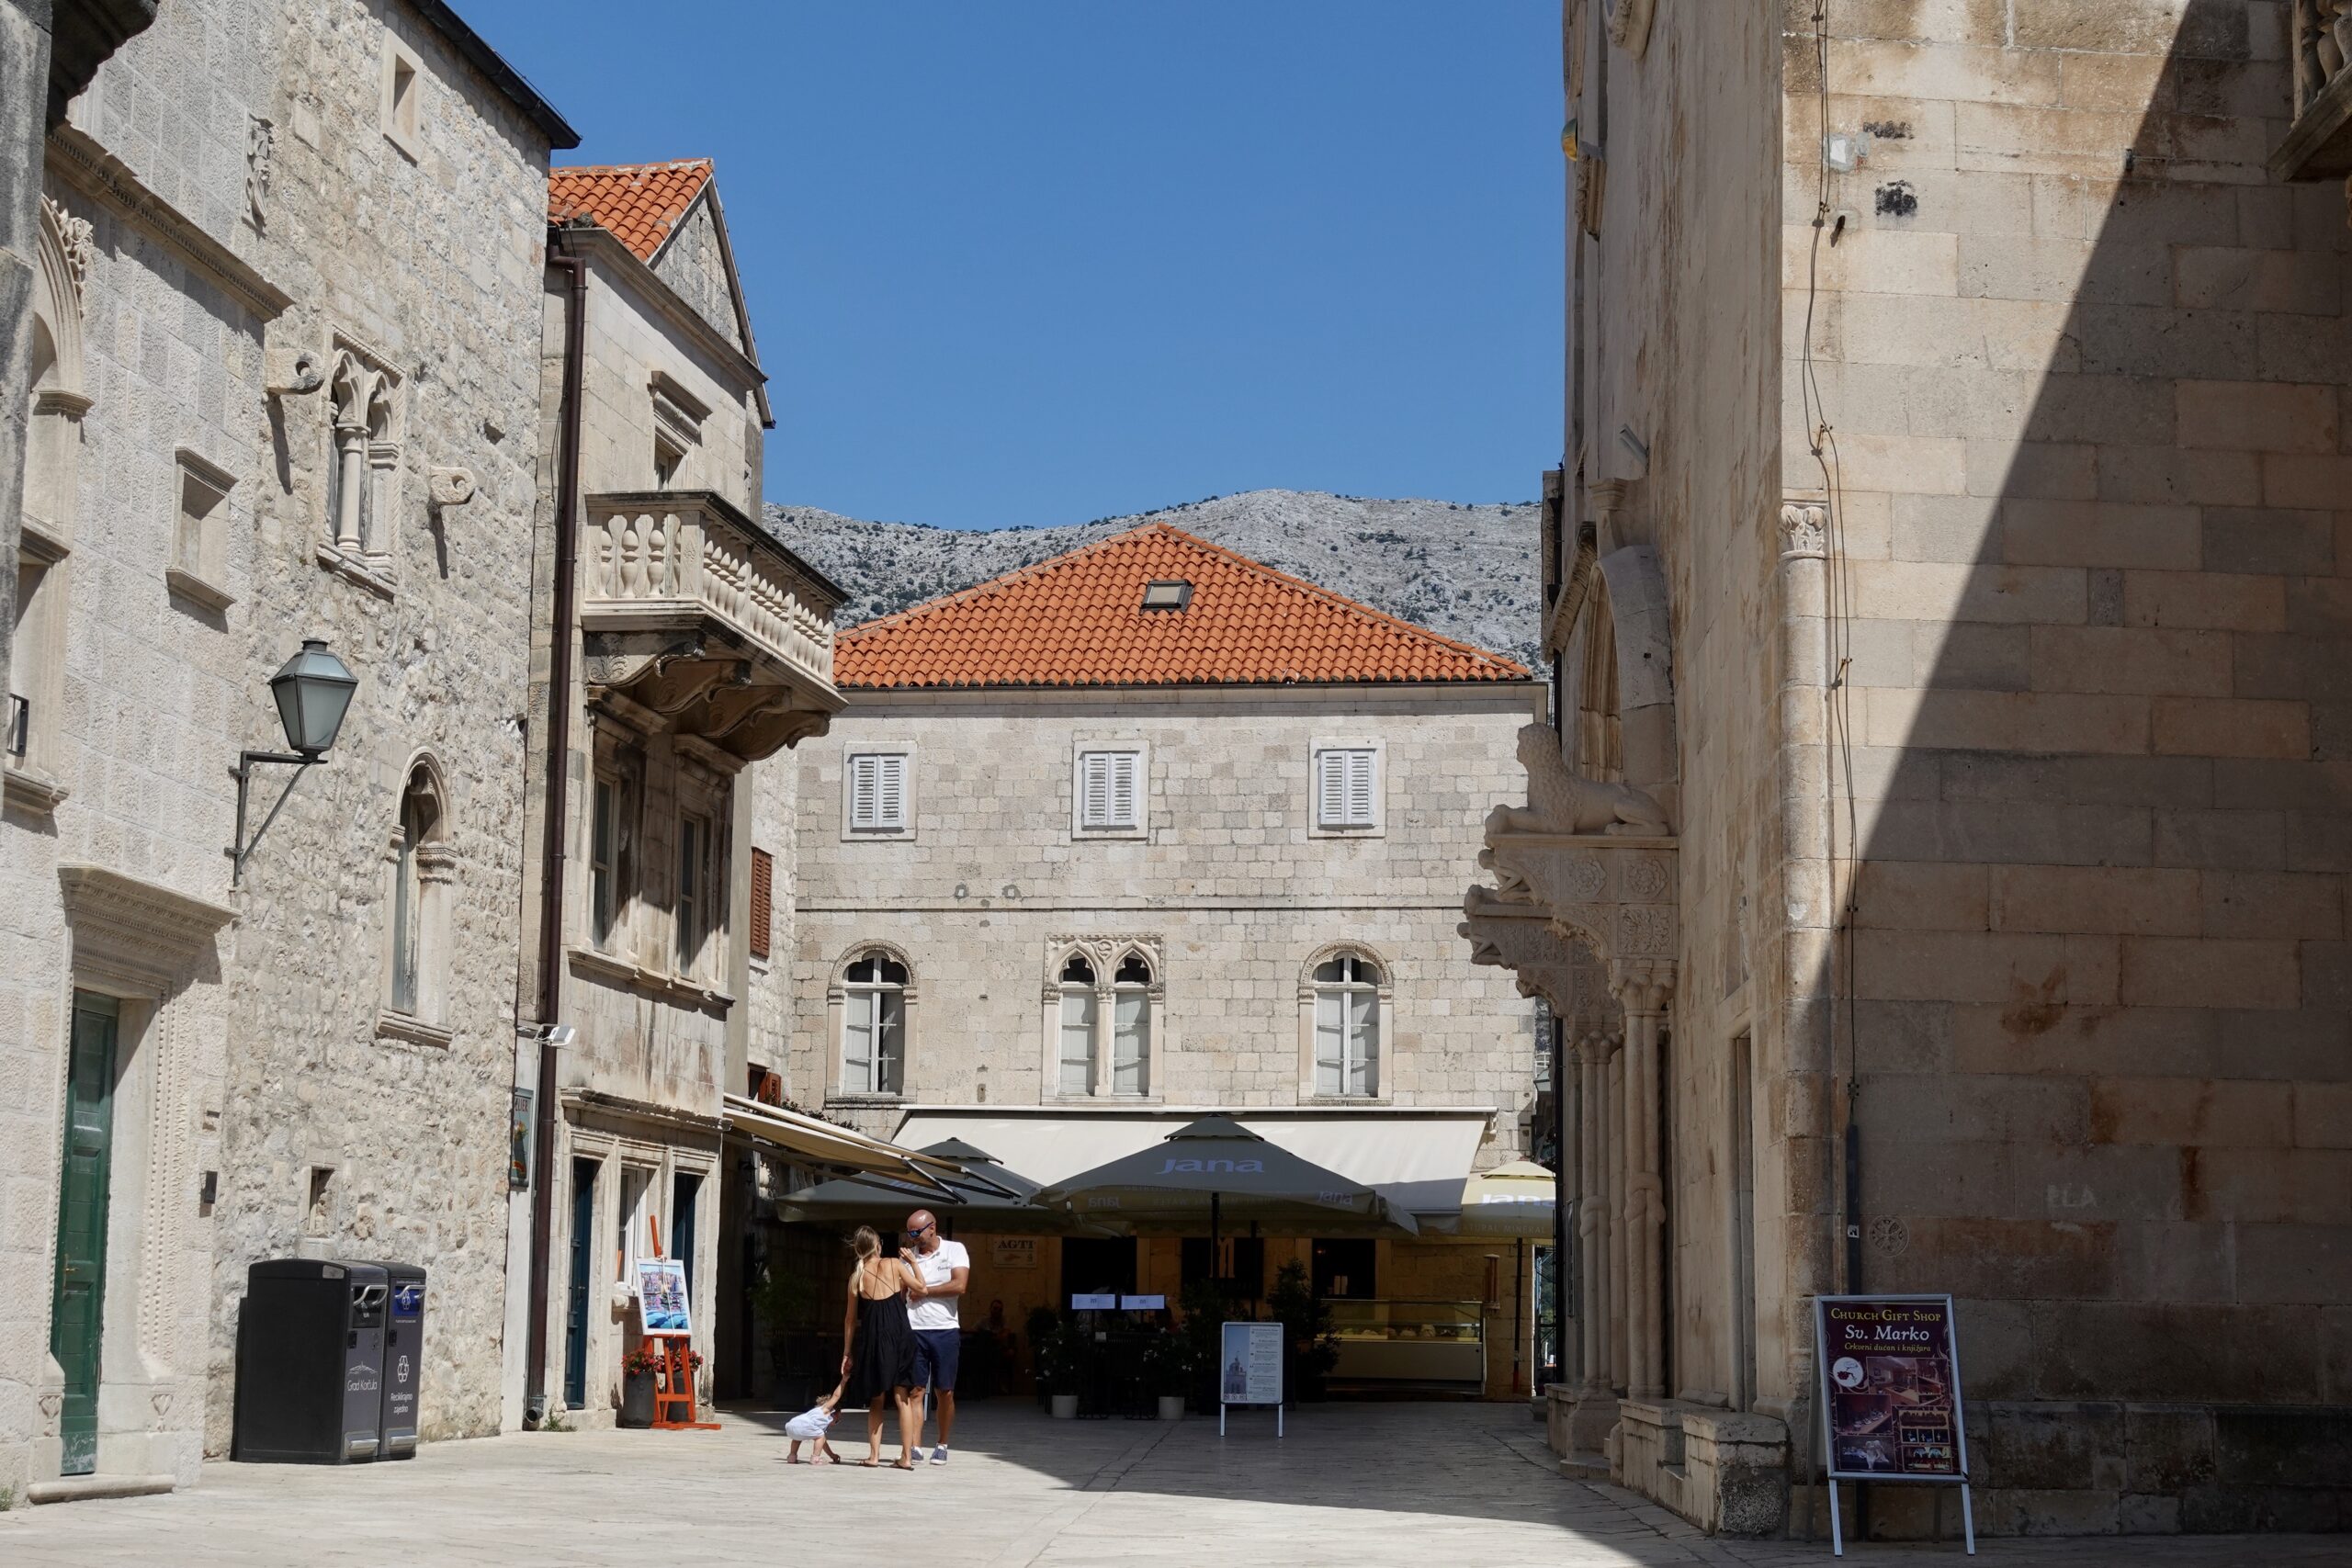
[{"xmin": 230, "ymin": 748, "xmax": 319, "ymax": 886}]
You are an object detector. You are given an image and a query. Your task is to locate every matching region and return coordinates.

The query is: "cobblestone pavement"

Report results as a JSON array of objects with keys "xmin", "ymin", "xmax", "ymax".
[{"xmin": 3, "ymin": 1403, "xmax": 2341, "ymax": 1567}]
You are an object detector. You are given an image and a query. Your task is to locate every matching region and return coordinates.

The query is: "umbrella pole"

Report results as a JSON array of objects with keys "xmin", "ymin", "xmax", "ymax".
[{"xmin": 1211, "ymin": 1191, "xmax": 1222, "ymax": 1287}]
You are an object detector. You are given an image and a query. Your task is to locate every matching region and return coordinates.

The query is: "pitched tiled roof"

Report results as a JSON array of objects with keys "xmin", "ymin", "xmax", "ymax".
[
  {"xmin": 548, "ymin": 159, "xmax": 713, "ymax": 263},
  {"xmin": 834, "ymin": 523, "xmax": 1530, "ymax": 690}
]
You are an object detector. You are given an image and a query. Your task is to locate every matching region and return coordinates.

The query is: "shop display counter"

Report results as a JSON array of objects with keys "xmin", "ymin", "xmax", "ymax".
[{"xmin": 1328, "ymin": 1299, "xmax": 1485, "ymax": 1390}]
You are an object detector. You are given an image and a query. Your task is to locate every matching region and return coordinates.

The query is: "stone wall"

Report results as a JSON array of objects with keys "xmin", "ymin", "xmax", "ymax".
[
  {"xmin": 203, "ymin": 0, "xmax": 554, "ymax": 1455},
  {"xmin": 0, "ymin": 0, "xmax": 274, "ymax": 1499},
  {"xmin": 1548, "ymin": 0, "xmax": 2352, "ymax": 1537},
  {"xmin": 779, "ymin": 685, "xmax": 1544, "ymax": 1145}
]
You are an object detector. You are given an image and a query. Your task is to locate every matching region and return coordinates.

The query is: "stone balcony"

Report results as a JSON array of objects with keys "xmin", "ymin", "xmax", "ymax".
[
  {"xmin": 2273, "ymin": 1, "xmax": 2352, "ymax": 183},
  {"xmin": 580, "ymin": 491, "xmax": 846, "ymax": 764}
]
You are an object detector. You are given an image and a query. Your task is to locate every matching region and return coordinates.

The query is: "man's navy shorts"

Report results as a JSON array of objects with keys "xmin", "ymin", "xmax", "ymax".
[{"xmin": 912, "ymin": 1328, "xmax": 960, "ymax": 1392}]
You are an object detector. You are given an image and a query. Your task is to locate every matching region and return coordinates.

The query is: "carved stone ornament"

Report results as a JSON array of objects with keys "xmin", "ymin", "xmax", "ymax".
[
  {"xmin": 1487, "ymin": 723, "xmax": 1671, "ymax": 837},
  {"xmin": 41, "ymin": 195, "xmax": 95, "ymax": 308},
  {"xmin": 1459, "ymin": 908, "xmax": 1582, "ymax": 1014},
  {"xmin": 246, "ymin": 114, "xmax": 273, "ymax": 228},
  {"xmin": 1045, "ymin": 933, "xmax": 1166, "ymax": 999},
  {"xmin": 1606, "ymin": 0, "xmax": 1656, "ymax": 58},
  {"xmin": 57, "ymin": 862, "xmax": 236, "ymax": 998},
  {"xmin": 1779, "ymin": 502, "xmax": 1827, "ymax": 560},
  {"xmin": 428, "ymin": 467, "xmax": 477, "ymax": 507}
]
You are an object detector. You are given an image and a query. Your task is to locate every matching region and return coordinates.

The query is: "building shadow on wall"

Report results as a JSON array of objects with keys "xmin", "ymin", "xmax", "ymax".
[{"xmin": 1793, "ymin": 0, "xmax": 2350, "ymax": 1536}]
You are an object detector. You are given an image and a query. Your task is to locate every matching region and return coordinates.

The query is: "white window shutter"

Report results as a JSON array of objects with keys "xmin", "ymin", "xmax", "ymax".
[
  {"xmin": 1314, "ymin": 989, "xmax": 1345, "ymax": 1097},
  {"xmin": 1111, "ymin": 751, "xmax": 1138, "ymax": 828},
  {"xmin": 876, "ymin": 753, "xmax": 905, "ymax": 829},
  {"xmin": 1317, "ymin": 750, "xmax": 1345, "ymax": 828},
  {"xmin": 843, "ymin": 993, "xmax": 874, "ymax": 1090},
  {"xmin": 1346, "ymin": 750, "xmax": 1375, "ymax": 827},
  {"xmin": 849, "ymin": 755, "xmax": 877, "ymax": 830}
]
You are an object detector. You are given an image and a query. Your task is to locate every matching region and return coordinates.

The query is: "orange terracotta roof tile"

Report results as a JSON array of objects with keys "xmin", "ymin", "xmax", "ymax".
[
  {"xmin": 548, "ymin": 159, "xmax": 714, "ymax": 263},
  {"xmin": 835, "ymin": 523, "xmax": 1530, "ymax": 690}
]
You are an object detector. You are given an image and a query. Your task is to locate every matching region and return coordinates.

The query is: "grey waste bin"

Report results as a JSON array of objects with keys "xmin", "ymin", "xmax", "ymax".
[
  {"xmin": 359, "ymin": 1261, "xmax": 425, "ymax": 1460},
  {"xmin": 232, "ymin": 1258, "xmax": 390, "ymax": 1463}
]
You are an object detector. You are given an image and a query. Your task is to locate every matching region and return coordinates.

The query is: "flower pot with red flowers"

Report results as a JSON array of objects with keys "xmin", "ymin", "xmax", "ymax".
[{"xmin": 619, "ymin": 1345, "xmax": 662, "ymax": 1427}]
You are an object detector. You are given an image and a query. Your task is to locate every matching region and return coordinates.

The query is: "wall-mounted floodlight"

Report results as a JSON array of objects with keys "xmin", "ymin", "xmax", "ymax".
[{"xmin": 231, "ymin": 640, "xmax": 358, "ymax": 885}]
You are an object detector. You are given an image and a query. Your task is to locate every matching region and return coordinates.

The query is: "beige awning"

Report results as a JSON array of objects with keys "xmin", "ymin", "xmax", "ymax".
[
  {"xmin": 723, "ymin": 1094, "xmax": 959, "ymax": 1191},
  {"xmin": 890, "ymin": 1107, "xmax": 1492, "ymax": 1224}
]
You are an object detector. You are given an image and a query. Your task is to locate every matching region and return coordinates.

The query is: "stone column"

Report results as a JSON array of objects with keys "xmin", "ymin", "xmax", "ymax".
[
  {"xmin": 1566, "ymin": 1027, "xmax": 1623, "ymax": 1458},
  {"xmin": 1612, "ymin": 958, "xmax": 1674, "ymax": 1403},
  {"xmin": 1604, "ymin": 1032, "xmax": 1625, "ymax": 1392},
  {"xmin": 332, "ymin": 421, "xmax": 367, "ymax": 554}
]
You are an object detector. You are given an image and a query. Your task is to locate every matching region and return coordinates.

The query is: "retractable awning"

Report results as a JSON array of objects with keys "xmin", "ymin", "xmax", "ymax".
[
  {"xmin": 889, "ymin": 1107, "xmax": 1492, "ymax": 1226},
  {"xmin": 722, "ymin": 1094, "xmax": 959, "ymax": 1192}
]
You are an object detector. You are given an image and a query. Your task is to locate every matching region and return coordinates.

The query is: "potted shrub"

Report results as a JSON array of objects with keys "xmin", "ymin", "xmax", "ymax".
[
  {"xmin": 1038, "ymin": 1320, "xmax": 1085, "ymax": 1419},
  {"xmin": 1178, "ymin": 1280, "xmax": 1225, "ymax": 1413},
  {"xmin": 1143, "ymin": 1333, "xmax": 1193, "ymax": 1420},
  {"xmin": 1024, "ymin": 1304, "xmax": 1059, "ymax": 1407},
  {"xmin": 619, "ymin": 1343, "xmax": 661, "ymax": 1427}
]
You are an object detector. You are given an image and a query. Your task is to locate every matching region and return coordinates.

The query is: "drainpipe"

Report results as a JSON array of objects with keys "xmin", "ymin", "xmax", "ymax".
[{"xmin": 525, "ymin": 229, "xmax": 588, "ymax": 1423}]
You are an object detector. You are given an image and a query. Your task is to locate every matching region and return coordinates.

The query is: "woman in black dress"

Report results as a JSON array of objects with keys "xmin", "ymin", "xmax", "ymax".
[{"xmin": 839, "ymin": 1225, "xmax": 922, "ymax": 1467}]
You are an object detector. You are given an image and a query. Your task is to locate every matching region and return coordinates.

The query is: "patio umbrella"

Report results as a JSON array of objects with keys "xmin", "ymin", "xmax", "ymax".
[
  {"xmin": 1453, "ymin": 1159, "xmax": 1556, "ymax": 1239},
  {"xmin": 777, "ymin": 1138, "xmax": 1079, "ymax": 1234},
  {"xmin": 1035, "ymin": 1116, "xmax": 1419, "ymax": 1258}
]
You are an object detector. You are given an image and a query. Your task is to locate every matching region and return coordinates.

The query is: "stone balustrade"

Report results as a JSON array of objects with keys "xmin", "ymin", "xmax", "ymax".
[{"xmin": 580, "ymin": 491, "xmax": 845, "ymax": 764}]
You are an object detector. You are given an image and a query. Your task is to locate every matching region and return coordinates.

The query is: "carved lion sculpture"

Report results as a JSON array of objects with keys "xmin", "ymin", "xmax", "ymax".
[{"xmin": 1485, "ymin": 724, "xmax": 1672, "ymax": 837}]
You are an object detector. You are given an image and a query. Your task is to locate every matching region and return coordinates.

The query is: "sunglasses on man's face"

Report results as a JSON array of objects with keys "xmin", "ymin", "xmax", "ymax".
[{"xmin": 906, "ymin": 1224, "xmax": 933, "ymax": 1237}]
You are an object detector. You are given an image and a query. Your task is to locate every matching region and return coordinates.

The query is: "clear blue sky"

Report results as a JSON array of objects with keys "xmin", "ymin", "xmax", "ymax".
[{"xmin": 463, "ymin": 2, "xmax": 1562, "ymax": 530}]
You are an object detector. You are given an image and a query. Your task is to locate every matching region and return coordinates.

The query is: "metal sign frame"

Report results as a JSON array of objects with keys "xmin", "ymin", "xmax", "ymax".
[
  {"xmin": 1813, "ymin": 1292, "xmax": 1973, "ymax": 1556},
  {"xmin": 1218, "ymin": 1320, "xmax": 1284, "ymax": 1438}
]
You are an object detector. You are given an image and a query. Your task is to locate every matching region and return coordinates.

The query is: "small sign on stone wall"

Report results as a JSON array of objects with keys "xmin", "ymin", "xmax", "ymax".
[{"xmin": 991, "ymin": 1236, "xmax": 1037, "ymax": 1269}]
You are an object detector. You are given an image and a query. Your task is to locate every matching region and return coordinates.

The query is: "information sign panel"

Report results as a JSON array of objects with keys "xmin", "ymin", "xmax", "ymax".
[
  {"xmin": 1218, "ymin": 1320, "xmax": 1284, "ymax": 1438},
  {"xmin": 1813, "ymin": 1293, "xmax": 1973, "ymax": 1556},
  {"xmin": 1069, "ymin": 1292, "xmax": 1118, "ymax": 1311}
]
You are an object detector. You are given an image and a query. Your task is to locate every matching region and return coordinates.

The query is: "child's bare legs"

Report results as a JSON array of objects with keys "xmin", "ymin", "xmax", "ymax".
[
  {"xmin": 786, "ymin": 1438, "xmax": 805, "ymax": 1463},
  {"xmin": 893, "ymin": 1386, "xmax": 921, "ymax": 1466}
]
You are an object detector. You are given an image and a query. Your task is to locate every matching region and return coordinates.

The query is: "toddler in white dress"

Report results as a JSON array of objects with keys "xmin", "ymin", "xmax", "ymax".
[{"xmin": 785, "ymin": 1374, "xmax": 846, "ymax": 1464}]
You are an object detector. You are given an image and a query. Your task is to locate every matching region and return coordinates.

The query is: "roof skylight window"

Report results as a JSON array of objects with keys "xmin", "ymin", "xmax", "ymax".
[{"xmin": 1141, "ymin": 580, "xmax": 1193, "ymax": 611}]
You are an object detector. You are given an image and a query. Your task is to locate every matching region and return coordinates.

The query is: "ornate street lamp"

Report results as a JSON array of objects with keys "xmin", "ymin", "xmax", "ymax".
[{"xmin": 232, "ymin": 638, "xmax": 358, "ymax": 884}]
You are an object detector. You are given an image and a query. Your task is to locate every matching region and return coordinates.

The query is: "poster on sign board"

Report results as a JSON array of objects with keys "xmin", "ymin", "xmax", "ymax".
[
  {"xmin": 1220, "ymin": 1321, "xmax": 1283, "ymax": 1407},
  {"xmin": 1814, "ymin": 1294, "xmax": 1968, "ymax": 1482},
  {"xmin": 991, "ymin": 1237, "xmax": 1037, "ymax": 1270},
  {"xmin": 635, "ymin": 1258, "xmax": 692, "ymax": 1337}
]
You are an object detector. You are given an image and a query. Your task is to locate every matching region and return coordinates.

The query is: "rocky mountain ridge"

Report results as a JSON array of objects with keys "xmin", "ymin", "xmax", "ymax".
[{"xmin": 763, "ymin": 489, "xmax": 1542, "ymax": 671}]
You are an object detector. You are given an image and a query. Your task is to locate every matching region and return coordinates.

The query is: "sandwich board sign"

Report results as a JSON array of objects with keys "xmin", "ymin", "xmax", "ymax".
[
  {"xmin": 1219, "ymin": 1320, "xmax": 1284, "ymax": 1438},
  {"xmin": 1814, "ymin": 1293, "xmax": 1973, "ymax": 1556}
]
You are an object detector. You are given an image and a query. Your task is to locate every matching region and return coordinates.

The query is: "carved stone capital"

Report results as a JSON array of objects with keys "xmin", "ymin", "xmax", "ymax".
[
  {"xmin": 1606, "ymin": 0, "xmax": 1656, "ymax": 58},
  {"xmin": 1779, "ymin": 502, "xmax": 1827, "ymax": 561},
  {"xmin": 1607, "ymin": 956, "xmax": 1676, "ymax": 1016}
]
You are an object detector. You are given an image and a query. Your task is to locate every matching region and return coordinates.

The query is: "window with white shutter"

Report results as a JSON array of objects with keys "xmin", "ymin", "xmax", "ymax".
[
  {"xmin": 1078, "ymin": 749, "xmax": 1142, "ymax": 831},
  {"xmin": 847, "ymin": 751, "xmax": 908, "ymax": 833},
  {"xmin": 1316, "ymin": 748, "xmax": 1377, "ymax": 829}
]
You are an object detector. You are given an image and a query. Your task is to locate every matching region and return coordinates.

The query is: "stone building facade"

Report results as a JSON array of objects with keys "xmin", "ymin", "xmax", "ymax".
[
  {"xmin": 510, "ymin": 159, "xmax": 842, "ymax": 1428},
  {"xmin": 772, "ymin": 524, "xmax": 1554, "ymax": 1399},
  {"xmin": 1469, "ymin": 0, "xmax": 2352, "ymax": 1539},
  {"xmin": 0, "ymin": 0, "xmax": 576, "ymax": 1503}
]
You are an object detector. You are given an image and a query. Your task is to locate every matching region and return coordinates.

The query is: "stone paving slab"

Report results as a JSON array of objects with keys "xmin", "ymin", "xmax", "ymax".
[{"xmin": 1, "ymin": 1402, "xmax": 2340, "ymax": 1567}]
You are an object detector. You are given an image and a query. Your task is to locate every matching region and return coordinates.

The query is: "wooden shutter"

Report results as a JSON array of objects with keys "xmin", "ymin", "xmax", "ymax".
[
  {"xmin": 1109, "ymin": 751, "xmax": 1139, "ymax": 828},
  {"xmin": 850, "ymin": 753, "xmax": 906, "ymax": 831},
  {"xmin": 849, "ymin": 754, "xmax": 878, "ymax": 829},
  {"xmin": 1316, "ymin": 750, "xmax": 1346, "ymax": 827},
  {"xmin": 1345, "ymin": 750, "xmax": 1375, "ymax": 827},
  {"xmin": 748, "ymin": 847, "xmax": 773, "ymax": 961},
  {"xmin": 1081, "ymin": 752, "xmax": 1113, "ymax": 829}
]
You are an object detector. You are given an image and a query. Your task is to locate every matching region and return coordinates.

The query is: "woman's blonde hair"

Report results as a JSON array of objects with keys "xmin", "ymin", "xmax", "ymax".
[{"xmin": 851, "ymin": 1224, "xmax": 880, "ymax": 1261}]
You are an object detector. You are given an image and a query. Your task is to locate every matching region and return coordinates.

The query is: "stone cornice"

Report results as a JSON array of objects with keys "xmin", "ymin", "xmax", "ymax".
[
  {"xmin": 46, "ymin": 124, "xmax": 292, "ymax": 321},
  {"xmin": 58, "ymin": 863, "xmax": 235, "ymax": 996}
]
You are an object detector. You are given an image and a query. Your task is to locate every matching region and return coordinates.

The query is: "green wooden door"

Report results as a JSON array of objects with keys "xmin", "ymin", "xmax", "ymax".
[{"xmin": 51, "ymin": 994, "xmax": 119, "ymax": 1476}]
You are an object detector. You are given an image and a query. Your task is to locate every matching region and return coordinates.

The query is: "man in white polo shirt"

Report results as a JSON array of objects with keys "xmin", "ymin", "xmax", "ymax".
[{"xmin": 900, "ymin": 1209, "xmax": 970, "ymax": 1464}]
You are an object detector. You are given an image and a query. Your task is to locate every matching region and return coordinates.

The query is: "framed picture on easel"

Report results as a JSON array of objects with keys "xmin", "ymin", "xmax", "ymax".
[{"xmin": 635, "ymin": 1257, "xmax": 692, "ymax": 1337}]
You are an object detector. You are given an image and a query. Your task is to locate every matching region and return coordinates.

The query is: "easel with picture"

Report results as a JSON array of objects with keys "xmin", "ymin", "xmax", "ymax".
[{"xmin": 638, "ymin": 1217, "xmax": 718, "ymax": 1432}]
